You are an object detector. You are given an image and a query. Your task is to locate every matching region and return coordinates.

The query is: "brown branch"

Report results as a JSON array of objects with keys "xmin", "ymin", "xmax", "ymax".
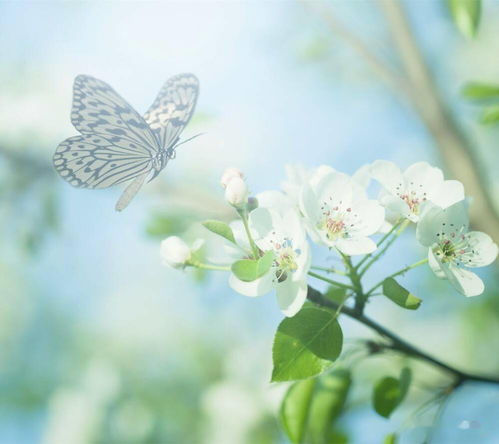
[{"xmin": 307, "ymin": 286, "xmax": 499, "ymax": 386}]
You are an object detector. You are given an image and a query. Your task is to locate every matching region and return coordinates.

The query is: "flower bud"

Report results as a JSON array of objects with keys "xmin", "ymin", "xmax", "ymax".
[
  {"xmin": 160, "ymin": 236, "xmax": 191, "ymax": 269},
  {"xmin": 220, "ymin": 167, "xmax": 244, "ymax": 189},
  {"xmin": 225, "ymin": 176, "xmax": 249, "ymax": 208}
]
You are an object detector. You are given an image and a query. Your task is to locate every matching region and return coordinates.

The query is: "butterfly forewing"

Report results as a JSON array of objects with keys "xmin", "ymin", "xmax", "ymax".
[
  {"xmin": 71, "ymin": 75, "xmax": 160, "ymax": 155},
  {"xmin": 144, "ymin": 73, "xmax": 199, "ymax": 149},
  {"xmin": 54, "ymin": 75, "xmax": 160, "ymax": 189}
]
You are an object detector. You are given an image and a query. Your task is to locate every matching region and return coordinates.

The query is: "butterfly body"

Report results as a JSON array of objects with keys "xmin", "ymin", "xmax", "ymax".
[{"xmin": 53, "ymin": 73, "xmax": 199, "ymax": 211}]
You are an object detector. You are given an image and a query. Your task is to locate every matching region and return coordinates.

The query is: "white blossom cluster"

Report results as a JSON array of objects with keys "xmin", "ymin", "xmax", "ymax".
[{"xmin": 161, "ymin": 161, "xmax": 498, "ymax": 315}]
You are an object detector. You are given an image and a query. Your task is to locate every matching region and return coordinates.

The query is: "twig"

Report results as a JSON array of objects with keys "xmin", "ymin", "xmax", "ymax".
[
  {"xmin": 307, "ymin": 285, "xmax": 499, "ymax": 386},
  {"xmin": 302, "ymin": 0, "xmax": 411, "ymax": 99}
]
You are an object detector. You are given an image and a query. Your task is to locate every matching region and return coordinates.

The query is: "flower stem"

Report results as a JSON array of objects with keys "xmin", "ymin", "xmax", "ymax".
[
  {"xmin": 190, "ymin": 261, "xmax": 231, "ymax": 272},
  {"xmin": 310, "ymin": 265, "xmax": 347, "ymax": 276},
  {"xmin": 308, "ymin": 271, "xmax": 354, "ymax": 290},
  {"xmin": 366, "ymin": 258, "xmax": 428, "ymax": 296},
  {"xmin": 307, "ymin": 285, "xmax": 499, "ymax": 386},
  {"xmin": 359, "ymin": 219, "xmax": 410, "ymax": 276},
  {"xmin": 238, "ymin": 209, "xmax": 260, "ymax": 259}
]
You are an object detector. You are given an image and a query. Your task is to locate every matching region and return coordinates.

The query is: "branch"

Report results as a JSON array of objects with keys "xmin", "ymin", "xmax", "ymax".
[
  {"xmin": 377, "ymin": 0, "xmax": 499, "ymax": 243},
  {"xmin": 307, "ymin": 285, "xmax": 499, "ymax": 386},
  {"xmin": 302, "ymin": 0, "xmax": 411, "ymax": 99},
  {"xmin": 305, "ymin": 0, "xmax": 499, "ymax": 243}
]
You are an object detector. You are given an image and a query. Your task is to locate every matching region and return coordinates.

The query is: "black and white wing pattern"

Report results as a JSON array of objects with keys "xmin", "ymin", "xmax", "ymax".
[
  {"xmin": 144, "ymin": 73, "xmax": 199, "ymax": 149},
  {"xmin": 53, "ymin": 75, "xmax": 161, "ymax": 189}
]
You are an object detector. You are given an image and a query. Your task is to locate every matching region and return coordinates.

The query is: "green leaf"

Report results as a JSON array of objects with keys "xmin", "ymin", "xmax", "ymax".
[
  {"xmin": 272, "ymin": 307, "xmax": 343, "ymax": 382},
  {"xmin": 329, "ymin": 431, "xmax": 349, "ymax": 444},
  {"xmin": 373, "ymin": 368, "xmax": 412, "ymax": 418},
  {"xmin": 202, "ymin": 220, "xmax": 236, "ymax": 244},
  {"xmin": 446, "ymin": 0, "xmax": 481, "ymax": 39},
  {"xmin": 280, "ymin": 379, "xmax": 316, "ymax": 444},
  {"xmin": 384, "ymin": 433, "xmax": 398, "ymax": 444},
  {"xmin": 231, "ymin": 251, "xmax": 274, "ymax": 282},
  {"xmin": 480, "ymin": 105, "xmax": 499, "ymax": 125},
  {"xmin": 382, "ymin": 278, "xmax": 421, "ymax": 310},
  {"xmin": 308, "ymin": 369, "xmax": 351, "ymax": 444},
  {"xmin": 324, "ymin": 287, "xmax": 349, "ymax": 305},
  {"xmin": 462, "ymin": 82, "xmax": 499, "ymax": 100}
]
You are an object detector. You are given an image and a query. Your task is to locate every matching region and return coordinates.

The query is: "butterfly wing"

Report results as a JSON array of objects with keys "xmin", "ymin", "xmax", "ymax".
[
  {"xmin": 53, "ymin": 75, "xmax": 161, "ymax": 189},
  {"xmin": 143, "ymin": 73, "xmax": 199, "ymax": 149}
]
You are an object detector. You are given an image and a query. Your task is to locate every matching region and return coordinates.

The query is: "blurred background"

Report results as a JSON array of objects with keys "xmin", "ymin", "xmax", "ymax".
[{"xmin": 2, "ymin": 1, "xmax": 499, "ymax": 443}]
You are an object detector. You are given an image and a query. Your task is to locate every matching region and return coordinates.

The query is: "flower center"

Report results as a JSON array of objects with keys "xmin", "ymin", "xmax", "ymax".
[
  {"xmin": 318, "ymin": 198, "xmax": 357, "ymax": 241},
  {"xmin": 399, "ymin": 194, "xmax": 421, "ymax": 213},
  {"xmin": 433, "ymin": 223, "xmax": 475, "ymax": 266},
  {"xmin": 269, "ymin": 236, "xmax": 300, "ymax": 283},
  {"xmin": 395, "ymin": 182, "xmax": 427, "ymax": 214}
]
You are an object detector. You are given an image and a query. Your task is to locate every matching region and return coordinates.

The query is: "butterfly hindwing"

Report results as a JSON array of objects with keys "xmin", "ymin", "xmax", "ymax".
[
  {"xmin": 144, "ymin": 73, "xmax": 199, "ymax": 149},
  {"xmin": 53, "ymin": 134, "xmax": 152, "ymax": 189}
]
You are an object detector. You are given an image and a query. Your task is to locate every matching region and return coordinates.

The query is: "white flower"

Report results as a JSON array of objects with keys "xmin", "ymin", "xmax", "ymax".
[
  {"xmin": 417, "ymin": 203, "xmax": 498, "ymax": 297},
  {"xmin": 160, "ymin": 236, "xmax": 204, "ymax": 269},
  {"xmin": 220, "ymin": 167, "xmax": 244, "ymax": 188},
  {"xmin": 229, "ymin": 206, "xmax": 311, "ymax": 317},
  {"xmin": 370, "ymin": 160, "xmax": 464, "ymax": 223},
  {"xmin": 299, "ymin": 169, "xmax": 385, "ymax": 255},
  {"xmin": 225, "ymin": 176, "xmax": 249, "ymax": 208},
  {"xmin": 283, "ymin": 164, "xmax": 371, "ymax": 209}
]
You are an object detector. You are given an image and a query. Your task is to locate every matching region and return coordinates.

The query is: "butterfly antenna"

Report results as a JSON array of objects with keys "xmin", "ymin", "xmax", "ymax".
[{"xmin": 175, "ymin": 132, "xmax": 205, "ymax": 148}]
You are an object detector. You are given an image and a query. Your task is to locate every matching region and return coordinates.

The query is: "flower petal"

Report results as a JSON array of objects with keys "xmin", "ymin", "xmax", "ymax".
[
  {"xmin": 248, "ymin": 207, "xmax": 273, "ymax": 240},
  {"xmin": 229, "ymin": 220, "xmax": 251, "ymax": 251},
  {"xmin": 336, "ymin": 236, "xmax": 377, "ymax": 255},
  {"xmin": 431, "ymin": 180, "xmax": 465, "ymax": 209},
  {"xmin": 229, "ymin": 272, "xmax": 274, "ymax": 297},
  {"xmin": 404, "ymin": 162, "xmax": 444, "ymax": 196},
  {"xmin": 428, "ymin": 248, "xmax": 446, "ymax": 279},
  {"xmin": 310, "ymin": 165, "xmax": 336, "ymax": 188},
  {"xmin": 442, "ymin": 264, "xmax": 484, "ymax": 297},
  {"xmin": 276, "ymin": 278, "xmax": 308, "ymax": 317},
  {"xmin": 370, "ymin": 160, "xmax": 404, "ymax": 195},
  {"xmin": 417, "ymin": 203, "xmax": 469, "ymax": 247},
  {"xmin": 352, "ymin": 163, "xmax": 371, "ymax": 190},
  {"xmin": 348, "ymin": 199, "xmax": 385, "ymax": 237},
  {"xmin": 299, "ymin": 184, "xmax": 321, "ymax": 224},
  {"xmin": 464, "ymin": 231, "xmax": 499, "ymax": 267},
  {"xmin": 378, "ymin": 191, "xmax": 414, "ymax": 223},
  {"xmin": 315, "ymin": 171, "xmax": 353, "ymax": 208},
  {"xmin": 256, "ymin": 190, "xmax": 294, "ymax": 212}
]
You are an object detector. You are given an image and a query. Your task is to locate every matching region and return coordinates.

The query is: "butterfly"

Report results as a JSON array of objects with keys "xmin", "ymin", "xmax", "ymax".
[{"xmin": 53, "ymin": 73, "xmax": 199, "ymax": 211}]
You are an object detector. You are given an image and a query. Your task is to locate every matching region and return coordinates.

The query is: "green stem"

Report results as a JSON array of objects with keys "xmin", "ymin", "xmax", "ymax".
[
  {"xmin": 306, "ymin": 285, "xmax": 499, "ymax": 386},
  {"xmin": 308, "ymin": 271, "xmax": 354, "ymax": 290},
  {"xmin": 239, "ymin": 209, "xmax": 260, "ymax": 259},
  {"xmin": 366, "ymin": 258, "xmax": 428, "ymax": 296},
  {"xmin": 190, "ymin": 261, "xmax": 231, "ymax": 272},
  {"xmin": 340, "ymin": 254, "xmax": 365, "ymax": 314},
  {"xmin": 310, "ymin": 265, "xmax": 347, "ymax": 276},
  {"xmin": 359, "ymin": 219, "xmax": 410, "ymax": 276}
]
